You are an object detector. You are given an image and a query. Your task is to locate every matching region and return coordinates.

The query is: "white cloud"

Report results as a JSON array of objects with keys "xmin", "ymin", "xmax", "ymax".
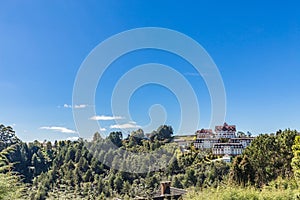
[
  {"xmin": 110, "ymin": 122, "xmax": 141, "ymax": 129},
  {"xmin": 40, "ymin": 126, "xmax": 77, "ymax": 134},
  {"xmin": 64, "ymin": 104, "xmax": 72, "ymax": 108},
  {"xmin": 90, "ymin": 115, "xmax": 124, "ymax": 121},
  {"xmin": 66, "ymin": 136, "xmax": 79, "ymax": 141},
  {"xmin": 99, "ymin": 128, "xmax": 107, "ymax": 131},
  {"xmin": 74, "ymin": 104, "xmax": 88, "ymax": 109},
  {"xmin": 63, "ymin": 104, "xmax": 88, "ymax": 109}
]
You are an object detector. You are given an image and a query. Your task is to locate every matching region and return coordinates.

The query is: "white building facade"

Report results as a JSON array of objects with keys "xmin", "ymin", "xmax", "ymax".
[
  {"xmin": 193, "ymin": 123, "xmax": 254, "ymax": 157},
  {"xmin": 212, "ymin": 143, "xmax": 244, "ymax": 155},
  {"xmin": 194, "ymin": 138, "xmax": 220, "ymax": 149},
  {"xmin": 229, "ymin": 138, "xmax": 255, "ymax": 148}
]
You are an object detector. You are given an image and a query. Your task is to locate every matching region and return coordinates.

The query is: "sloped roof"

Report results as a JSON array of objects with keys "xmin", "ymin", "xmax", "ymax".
[
  {"xmin": 215, "ymin": 123, "xmax": 236, "ymax": 132},
  {"xmin": 196, "ymin": 129, "xmax": 213, "ymax": 134}
]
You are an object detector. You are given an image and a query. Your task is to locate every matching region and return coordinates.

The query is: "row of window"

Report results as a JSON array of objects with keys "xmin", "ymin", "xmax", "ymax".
[{"xmin": 213, "ymin": 148, "xmax": 243, "ymax": 155}]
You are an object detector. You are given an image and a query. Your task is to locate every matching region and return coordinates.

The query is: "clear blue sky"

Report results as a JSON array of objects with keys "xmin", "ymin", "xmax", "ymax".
[{"xmin": 0, "ymin": 1, "xmax": 299, "ymax": 141}]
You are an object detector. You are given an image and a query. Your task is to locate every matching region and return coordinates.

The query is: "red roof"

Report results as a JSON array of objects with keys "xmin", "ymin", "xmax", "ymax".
[
  {"xmin": 215, "ymin": 123, "xmax": 236, "ymax": 132},
  {"xmin": 196, "ymin": 129, "xmax": 213, "ymax": 134}
]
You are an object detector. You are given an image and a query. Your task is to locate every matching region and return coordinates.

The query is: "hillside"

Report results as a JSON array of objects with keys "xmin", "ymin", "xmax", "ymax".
[{"xmin": 0, "ymin": 124, "xmax": 299, "ymax": 199}]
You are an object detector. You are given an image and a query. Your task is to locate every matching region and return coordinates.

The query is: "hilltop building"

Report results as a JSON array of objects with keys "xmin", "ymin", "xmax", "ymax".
[
  {"xmin": 193, "ymin": 123, "xmax": 254, "ymax": 157},
  {"xmin": 215, "ymin": 123, "xmax": 236, "ymax": 138}
]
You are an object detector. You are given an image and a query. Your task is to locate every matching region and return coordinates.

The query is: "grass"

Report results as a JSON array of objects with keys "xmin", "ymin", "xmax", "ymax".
[{"xmin": 184, "ymin": 186, "xmax": 300, "ymax": 200}]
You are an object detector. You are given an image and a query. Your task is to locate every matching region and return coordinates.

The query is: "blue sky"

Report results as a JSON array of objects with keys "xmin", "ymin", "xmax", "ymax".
[{"xmin": 0, "ymin": 1, "xmax": 299, "ymax": 141}]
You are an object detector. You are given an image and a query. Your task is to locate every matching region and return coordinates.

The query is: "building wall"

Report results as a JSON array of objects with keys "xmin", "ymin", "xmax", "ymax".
[
  {"xmin": 229, "ymin": 138, "xmax": 254, "ymax": 148},
  {"xmin": 212, "ymin": 144, "xmax": 244, "ymax": 155},
  {"xmin": 194, "ymin": 139, "xmax": 220, "ymax": 149},
  {"xmin": 215, "ymin": 130, "xmax": 236, "ymax": 139}
]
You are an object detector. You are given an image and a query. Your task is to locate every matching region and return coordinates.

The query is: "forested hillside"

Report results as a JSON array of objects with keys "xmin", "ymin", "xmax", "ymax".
[{"xmin": 0, "ymin": 124, "xmax": 299, "ymax": 199}]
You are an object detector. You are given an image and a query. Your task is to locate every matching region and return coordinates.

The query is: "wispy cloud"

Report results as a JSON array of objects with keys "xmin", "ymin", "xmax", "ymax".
[
  {"xmin": 110, "ymin": 122, "xmax": 141, "ymax": 129},
  {"xmin": 63, "ymin": 104, "xmax": 88, "ymax": 109},
  {"xmin": 40, "ymin": 126, "xmax": 77, "ymax": 134},
  {"xmin": 90, "ymin": 115, "xmax": 124, "ymax": 121}
]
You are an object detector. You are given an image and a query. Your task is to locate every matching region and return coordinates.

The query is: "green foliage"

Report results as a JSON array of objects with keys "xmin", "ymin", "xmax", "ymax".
[
  {"xmin": 230, "ymin": 129, "xmax": 299, "ymax": 187},
  {"xmin": 292, "ymin": 136, "xmax": 300, "ymax": 186},
  {"xmin": 0, "ymin": 141, "xmax": 26, "ymax": 199},
  {"xmin": 0, "ymin": 172, "xmax": 25, "ymax": 200},
  {"xmin": 229, "ymin": 155, "xmax": 255, "ymax": 186},
  {"xmin": 150, "ymin": 125, "xmax": 173, "ymax": 141},
  {"xmin": 0, "ymin": 124, "xmax": 20, "ymax": 151},
  {"xmin": 107, "ymin": 131, "xmax": 123, "ymax": 147},
  {"xmin": 128, "ymin": 129, "xmax": 145, "ymax": 146}
]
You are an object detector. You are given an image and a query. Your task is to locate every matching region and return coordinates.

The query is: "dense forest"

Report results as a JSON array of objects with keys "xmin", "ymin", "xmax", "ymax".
[{"xmin": 0, "ymin": 124, "xmax": 300, "ymax": 199}]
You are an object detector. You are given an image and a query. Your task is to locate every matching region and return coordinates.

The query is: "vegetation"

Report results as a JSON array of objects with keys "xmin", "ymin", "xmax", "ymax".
[
  {"xmin": 292, "ymin": 135, "xmax": 300, "ymax": 186},
  {"xmin": 229, "ymin": 129, "xmax": 298, "ymax": 187},
  {"xmin": 185, "ymin": 186, "xmax": 299, "ymax": 200},
  {"xmin": 0, "ymin": 129, "xmax": 26, "ymax": 199},
  {"xmin": 0, "ymin": 124, "xmax": 300, "ymax": 199}
]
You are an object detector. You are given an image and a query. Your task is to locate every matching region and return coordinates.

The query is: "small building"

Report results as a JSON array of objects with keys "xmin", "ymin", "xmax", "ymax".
[
  {"xmin": 154, "ymin": 181, "xmax": 187, "ymax": 200},
  {"xmin": 173, "ymin": 138, "xmax": 192, "ymax": 149},
  {"xmin": 212, "ymin": 143, "xmax": 244, "ymax": 155},
  {"xmin": 135, "ymin": 181, "xmax": 187, "ymax": 200},
  {"xmin": 212, "ymin": 154, "xmax": 232, "ymax": 163},
  {"xmin": 222, "ymin": 154, "xmax": 232, "ymax": 163},
  {"xmin": 215, "ymin": 123, "xmax": 236, "ymax": 139}
]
